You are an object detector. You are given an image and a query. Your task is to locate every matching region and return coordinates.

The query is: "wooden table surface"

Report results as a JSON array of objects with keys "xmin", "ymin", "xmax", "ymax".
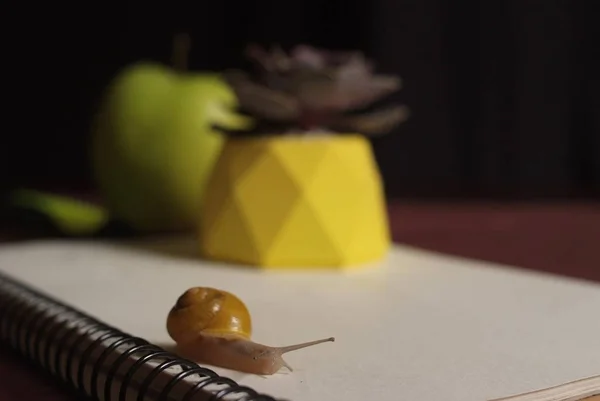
[{"xmin": 1, "ymin": 201, "xmax": 599, "ymax": 401}]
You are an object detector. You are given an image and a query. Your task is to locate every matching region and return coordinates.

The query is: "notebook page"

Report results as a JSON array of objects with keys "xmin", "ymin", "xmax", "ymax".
[{"xmin": 0, "ymin": 238, "xmax": 599, "ymax": 401}]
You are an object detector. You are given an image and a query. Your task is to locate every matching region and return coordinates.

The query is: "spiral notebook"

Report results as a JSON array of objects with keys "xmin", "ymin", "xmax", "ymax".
[{"xmin": 0, "ymin": 237, "xmax": 599, "ymax": 401}]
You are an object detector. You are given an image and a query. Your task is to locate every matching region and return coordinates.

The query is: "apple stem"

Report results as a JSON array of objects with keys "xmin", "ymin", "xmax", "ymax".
[{"xmin": 172, "ymin": 33, "xmax": 191, "ymax": 71}]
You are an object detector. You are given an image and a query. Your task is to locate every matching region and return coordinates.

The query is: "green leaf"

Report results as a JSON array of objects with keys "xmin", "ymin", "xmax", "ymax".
[{"xmin": 9, "ymin": 189, "xmax": 109, "ymax": 236}]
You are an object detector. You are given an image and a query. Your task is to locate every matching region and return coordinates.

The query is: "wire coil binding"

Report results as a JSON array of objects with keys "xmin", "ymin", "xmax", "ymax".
[{"xmin": 0, "ymin": 271, "xmax": 280, "ymax": 401}]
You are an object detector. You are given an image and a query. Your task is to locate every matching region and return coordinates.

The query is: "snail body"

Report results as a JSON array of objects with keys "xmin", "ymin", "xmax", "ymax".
[{"xmin": 166, "ymin": 287, "xmax": 334, "ymax": 375}]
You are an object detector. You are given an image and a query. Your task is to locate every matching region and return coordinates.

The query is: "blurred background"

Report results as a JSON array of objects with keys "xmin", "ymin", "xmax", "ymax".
[{"xmin": 2, "ymin": 0, "xmax": 599, "ymax": 200}]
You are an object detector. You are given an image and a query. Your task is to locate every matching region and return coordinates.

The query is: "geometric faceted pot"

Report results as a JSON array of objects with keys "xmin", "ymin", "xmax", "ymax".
[{"xmin": 198, "ymin": 133, "xmax": 391, "ymax": 269}]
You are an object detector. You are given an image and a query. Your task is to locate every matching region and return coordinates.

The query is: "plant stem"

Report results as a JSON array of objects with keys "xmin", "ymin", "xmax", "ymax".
[{"xmin": 171, "ymin": 33, "xmax": 191, "ymax": 71}]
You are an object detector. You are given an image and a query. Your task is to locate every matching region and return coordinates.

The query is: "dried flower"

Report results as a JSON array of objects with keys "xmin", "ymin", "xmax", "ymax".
[{"xmin": 222, "ymin": 44, "xmax": 409, "ymax": 136}]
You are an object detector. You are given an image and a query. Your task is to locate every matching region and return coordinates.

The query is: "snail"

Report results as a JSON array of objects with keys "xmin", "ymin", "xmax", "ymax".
[{"xmin": 166, "ymin": 286, "xmax": 335, "ymax": 375}]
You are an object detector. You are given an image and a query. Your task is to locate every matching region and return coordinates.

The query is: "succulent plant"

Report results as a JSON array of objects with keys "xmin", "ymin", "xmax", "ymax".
[{"xmin": 222, "ymin": 44, "xmax": 409, "ymax": 136}]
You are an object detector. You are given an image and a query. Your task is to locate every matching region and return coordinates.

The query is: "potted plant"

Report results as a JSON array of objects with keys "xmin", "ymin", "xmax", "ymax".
[{"xmin": 198, "ymin": 44, "xmax": 408, "ymax": 269}]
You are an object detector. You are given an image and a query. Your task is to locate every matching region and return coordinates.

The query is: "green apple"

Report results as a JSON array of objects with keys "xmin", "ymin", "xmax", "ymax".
[{"xmin": 91, "ymin": 61, "xmax": 252, "ymax": 233}]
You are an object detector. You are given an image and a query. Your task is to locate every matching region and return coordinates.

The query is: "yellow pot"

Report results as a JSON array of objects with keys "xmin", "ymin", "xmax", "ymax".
[{"xmin": 198, "ymin": 134, "xmax": 390, "ymax": 269}]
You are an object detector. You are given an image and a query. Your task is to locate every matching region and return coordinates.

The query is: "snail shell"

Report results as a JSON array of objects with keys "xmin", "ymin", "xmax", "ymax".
[{"xmin": 166, "ymin": 287, "xmax": 334, "ymax": 375}]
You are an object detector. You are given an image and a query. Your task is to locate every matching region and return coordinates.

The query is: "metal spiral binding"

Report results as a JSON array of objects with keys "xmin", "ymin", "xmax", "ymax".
[{"xmin": 0, "ymin": 271, "xmax": 280, "ymax": 401}]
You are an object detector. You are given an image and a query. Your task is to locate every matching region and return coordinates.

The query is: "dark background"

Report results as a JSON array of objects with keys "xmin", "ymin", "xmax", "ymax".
[{"xmin": 4, "ymin": 0, "xmax": 599, "ymax": 200}]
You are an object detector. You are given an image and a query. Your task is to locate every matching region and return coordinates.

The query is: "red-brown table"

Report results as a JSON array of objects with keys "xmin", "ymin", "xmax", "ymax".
[{"xmin": 1, "ymin": 201, "xmax": 599, "ymax": 400}]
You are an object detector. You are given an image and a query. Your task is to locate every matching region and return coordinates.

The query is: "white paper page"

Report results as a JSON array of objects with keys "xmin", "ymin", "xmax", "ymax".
[{"xmin": 0, "ymin": 238, "xmax": 599, "ymax": 401}]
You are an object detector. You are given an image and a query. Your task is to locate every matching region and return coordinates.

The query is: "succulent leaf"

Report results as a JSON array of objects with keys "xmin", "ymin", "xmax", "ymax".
[
  {"xmin": 225, "ymin": 71, "xmax": 301, "ymax": 121},
  {"xmin": 329, "ymin": 105, "xmax": 410, "ymax": 135}
]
